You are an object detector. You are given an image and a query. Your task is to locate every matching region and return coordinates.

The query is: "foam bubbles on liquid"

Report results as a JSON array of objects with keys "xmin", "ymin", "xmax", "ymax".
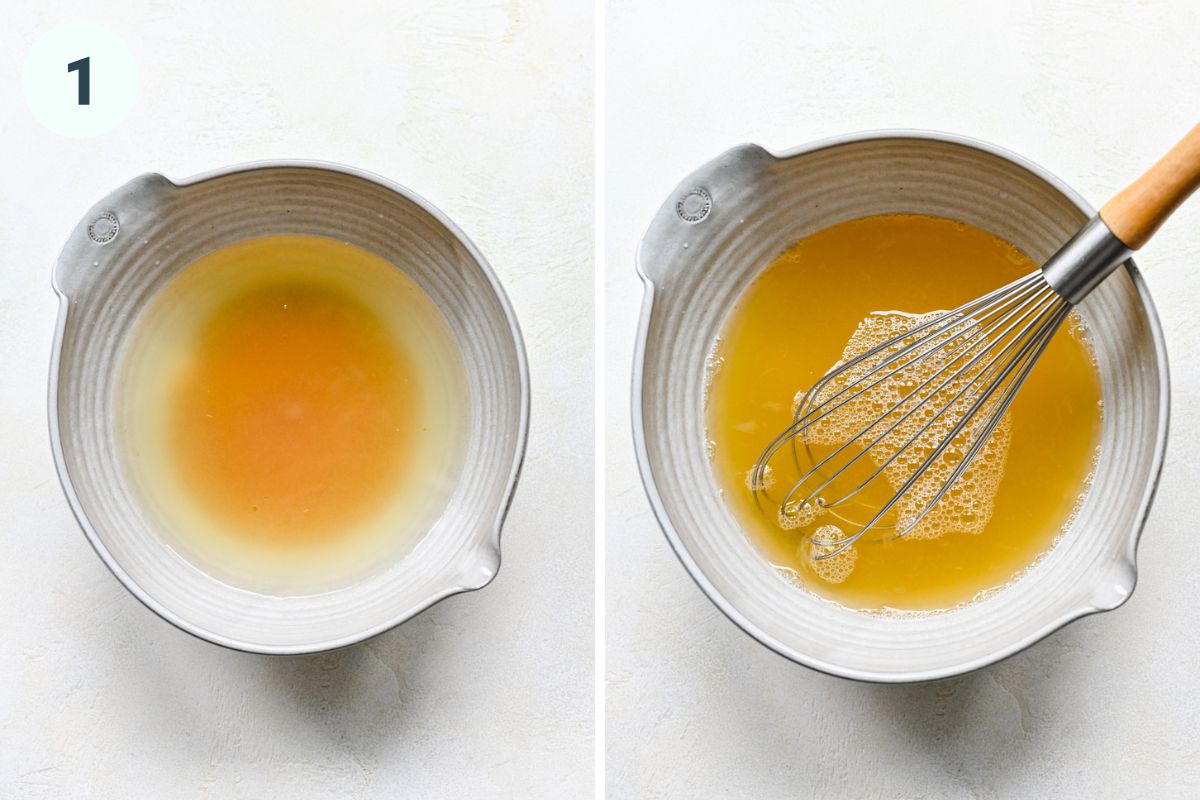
[
  {"xmin": 745, "ymin": 464, "xmax": 775, "ymax": 491},
  {"xmin": 704, "ymin": 338, "xmax": 726, "ymax": 393},
  {"xmin": 778, "ymin": 498, "xmax": 822, "ymax": 530},
  {"xmin": 801, "ymin": 311, "xmax": 1012, "ymax": 541},
  {"xmin": 801, "ymin": 524, "xmax": 858, "ymax": 584},
  {"xmin": 1066, "ymin": 310, "xmax": 1100, "ymax": 368}
]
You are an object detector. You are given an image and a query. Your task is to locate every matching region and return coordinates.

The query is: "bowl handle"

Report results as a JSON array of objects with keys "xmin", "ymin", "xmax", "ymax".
[
  {"xmin": 52, "ymin": 173, "xmax": 177, "ymax": 300},
  {"xmin": 635, "ymin": 143, "xmax": 775, "ymax": 285}
]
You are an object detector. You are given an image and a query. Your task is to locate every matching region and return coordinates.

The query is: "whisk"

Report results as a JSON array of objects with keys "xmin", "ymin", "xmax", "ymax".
[{"xmin": 754, "ymin": 123, "xmax": 1200, "ymax": 557}]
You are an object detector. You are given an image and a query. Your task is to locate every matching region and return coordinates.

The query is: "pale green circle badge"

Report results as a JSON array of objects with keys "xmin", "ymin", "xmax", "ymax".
[{"xmin": 22, "ymin": 22, "xmax": 139, "ymax": 139}]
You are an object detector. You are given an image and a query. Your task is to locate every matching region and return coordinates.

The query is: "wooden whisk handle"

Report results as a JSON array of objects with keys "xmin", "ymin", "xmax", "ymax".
[{"xmin": 1100, "ymin": 122, "xmax": 1200, "ymax": 250}]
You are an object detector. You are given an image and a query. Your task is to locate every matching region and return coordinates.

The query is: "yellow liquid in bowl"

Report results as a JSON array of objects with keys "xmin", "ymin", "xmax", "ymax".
[
  {"xmin": 706, "ymin": 215, "xmax": 1103, "ymax": 611},
  {"xmin": 120, "ymin": 235, "xmax": 467, "ymax": 593}
]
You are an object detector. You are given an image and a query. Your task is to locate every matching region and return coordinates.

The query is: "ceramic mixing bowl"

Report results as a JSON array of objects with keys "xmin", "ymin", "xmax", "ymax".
[
  {"xmin": 50, "ymin": 161, "xmax": 529, "ymax": 654},
  {"xmin": 633, "ymin": 131, "xmax": 1168, "ymax": 682}
]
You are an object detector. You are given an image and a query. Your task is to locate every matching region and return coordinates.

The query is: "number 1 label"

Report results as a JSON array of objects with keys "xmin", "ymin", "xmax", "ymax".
[
  {"xmin": 23, "ymin": 23, "xmax": 137, "ymax": 137},
  {"xmin": 67, "ymin": 56, "xmax": 90, "ymax": 105}
]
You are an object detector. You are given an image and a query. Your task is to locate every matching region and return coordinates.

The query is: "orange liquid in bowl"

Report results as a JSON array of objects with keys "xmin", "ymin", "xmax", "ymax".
[
  {"xmin": 120, "ymin": 235, "xmax": 467, "ymax": 592},
  {"xmin": 706, "ymin": 215, "xmax": 1103, "ymax": 611}
]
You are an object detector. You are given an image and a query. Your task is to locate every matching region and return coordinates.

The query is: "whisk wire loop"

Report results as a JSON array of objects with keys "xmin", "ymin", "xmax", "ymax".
[
  {"xmin": 809, "ymin": 296, "xmax": 1071, "ymax": 557},
  {"xmin": 752, "ymin": 271, "xmax": 1073, "ymax": 559},
  {"xmin": 783, "ymin": 285, "xmax": 1065, "ymax": 518},
  {"xmin": 752, "ymin": 273, "xmax": 1045, "ymax": 484}
]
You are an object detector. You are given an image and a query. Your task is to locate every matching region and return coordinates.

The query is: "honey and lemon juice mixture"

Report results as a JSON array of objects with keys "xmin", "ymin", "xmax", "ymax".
[
  {"xmin": 120, "ymin": 235, "xmax": 467, "ymax": 593},
  {"xmin": 706, "ymin": 215, "xmax": 1102, "ymax": 611}
]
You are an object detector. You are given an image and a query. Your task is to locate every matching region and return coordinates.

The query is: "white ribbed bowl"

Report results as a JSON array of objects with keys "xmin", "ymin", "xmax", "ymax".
[
  {"xmin": 50, "ymin": 162, "xmax": 529, "ymax": 654},
  {"xmin": 634, "ymin": 132, "xmax": 1169, "ymax": 682}
]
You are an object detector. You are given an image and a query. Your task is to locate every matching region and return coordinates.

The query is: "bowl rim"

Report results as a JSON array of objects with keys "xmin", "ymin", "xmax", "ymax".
[
  {"xmin": 631, "ymin": 128, "xmax": 1171, "ymax": 683},
  {"xmin": 47, "ymin": 159, "xmax": 531, "ymax": 655}
]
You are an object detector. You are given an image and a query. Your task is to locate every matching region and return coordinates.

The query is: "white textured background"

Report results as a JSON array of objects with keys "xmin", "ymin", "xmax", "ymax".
[
  {"xmin": 0, "ymin": 2, "xmax": 593, "ymax": 798},
  {"xmin": 606, "ymin": 2, "xmax": 1200, "ymax": 798}
]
